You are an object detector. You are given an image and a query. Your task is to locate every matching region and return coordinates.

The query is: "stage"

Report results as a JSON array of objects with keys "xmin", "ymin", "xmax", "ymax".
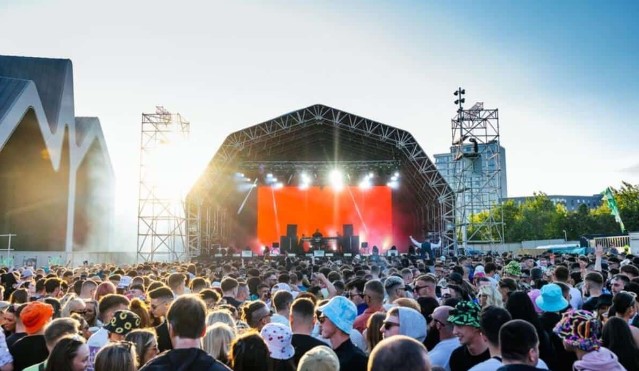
[{"xmin": 187, "ymin": 105, "xmax": 454, "ymax": 259}]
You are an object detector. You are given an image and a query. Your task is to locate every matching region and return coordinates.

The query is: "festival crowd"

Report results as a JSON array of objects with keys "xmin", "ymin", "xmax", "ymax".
[{"xmin": 0, "ymin": 244, "xmax": 635, "ymax": 371}]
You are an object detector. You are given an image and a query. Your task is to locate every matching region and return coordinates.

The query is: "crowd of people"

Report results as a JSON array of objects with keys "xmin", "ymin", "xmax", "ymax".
[{"xmin": 0, "ymin": 244, "xmax": 636, "ymax": 370}]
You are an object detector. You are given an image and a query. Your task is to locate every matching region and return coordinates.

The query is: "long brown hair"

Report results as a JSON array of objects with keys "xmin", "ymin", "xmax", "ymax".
[{"xmin": 366, "ymin": 312, "xmax": 385, "ymax": 353}]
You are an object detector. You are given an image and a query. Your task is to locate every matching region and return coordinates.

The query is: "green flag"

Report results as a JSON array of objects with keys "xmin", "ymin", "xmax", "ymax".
[{"xmin": 603, "ymin": 187, "xmax": 625, "ymax": 233}]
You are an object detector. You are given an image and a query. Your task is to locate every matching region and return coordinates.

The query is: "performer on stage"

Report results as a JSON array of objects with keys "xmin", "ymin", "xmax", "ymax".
[
  {"xmin": 312, "ymin": 228, "xmax": 323, "ymax": 250},
  {"xmin": 409, "ymin": 235, "xmax": 441, "ymax": 262}
]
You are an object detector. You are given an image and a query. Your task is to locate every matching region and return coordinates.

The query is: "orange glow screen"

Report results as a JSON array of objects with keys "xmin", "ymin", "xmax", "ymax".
[{"xmin": 256, "ymin": 186, "xmax": 393, "ymax": 248}]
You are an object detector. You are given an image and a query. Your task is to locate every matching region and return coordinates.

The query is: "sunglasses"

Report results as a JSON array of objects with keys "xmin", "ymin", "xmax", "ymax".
[
  {"xmin": 345, "ymin": 293, "xmax": 363, "ymax": 298},
  {"xmin": 317, "ymin": 316, "xmax": 327, "ymax": 324},
  {"xmin": 382, "ymin": 321, "xmax": 399, "ymax": 330}
]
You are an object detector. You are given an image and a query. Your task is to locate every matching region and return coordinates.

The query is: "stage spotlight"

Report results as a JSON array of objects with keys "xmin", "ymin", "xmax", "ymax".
[
  {"xmin": 387, "ymin": 180, "xmax": 399, "ymax": 189},
  {"xmin": 329, "ymin": 169, "xmax": 344, "ymax": 191},
  {"xmin": 359, "ymin": 179, "xmax": 372, "ymax": 190}
]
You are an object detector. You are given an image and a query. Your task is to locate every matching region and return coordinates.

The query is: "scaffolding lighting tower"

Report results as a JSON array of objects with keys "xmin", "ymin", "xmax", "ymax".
[
  {"xmin": 137, "ymin": 106, "xmax": 190, "ymax": 262},
  {"xmin": 451, "ymin": 88, "xmax": 505, "ymax": 253}
]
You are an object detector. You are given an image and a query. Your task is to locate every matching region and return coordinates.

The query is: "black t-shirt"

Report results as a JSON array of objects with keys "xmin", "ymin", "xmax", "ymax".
[
  {"xmin": 333, "ymin": 338, "xmax": 368, "ymax": 371},
  {"xmin": 10, "ymin": 334, "xmax": 48, "ymax": 371},
  {"xmin": 223, "ymin": 296, "xmax": 243, "ymax": 309},
  {"xmin": 6, "ymin": 332, "xmax": 26, "ymax": 351},
  {"xmin": 291, "ymin": 334, "xmax": 326, "ymax": 365},
  {"xmin": 449, "ymin": 345, "xmax": 490, "ymax": 371},
  {"xmin": 581, "ymin": 296, "xmax": 598, "ymax": 312},
  {"xmin": 155, "ymin": 321, "xmax": 173, "ymax": 353}
]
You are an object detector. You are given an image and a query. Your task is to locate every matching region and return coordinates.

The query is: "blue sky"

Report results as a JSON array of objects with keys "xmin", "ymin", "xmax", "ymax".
[{"xmin": 1, "ymin": 0, "xmax": 637, "ymax": 248}]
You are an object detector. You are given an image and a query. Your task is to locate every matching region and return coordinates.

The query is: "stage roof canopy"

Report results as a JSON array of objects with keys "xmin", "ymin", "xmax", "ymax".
[{"xmin": 191, "ymin": 104, "xmax": 453, "ymax": 206}]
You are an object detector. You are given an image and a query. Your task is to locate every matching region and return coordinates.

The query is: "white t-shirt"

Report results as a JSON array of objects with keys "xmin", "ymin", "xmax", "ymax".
[
  {"xmin": 87, "ymin": 328, "xmax": 109, "ymax": 371},
  {"xmin": 429, "ymin": 337, "xmax": 461, "ymax": 371},
  {"xmin": 271, "ymin": 313, "xmax": 290, "ymax": 328},
  {"xmin": 468, "ymin": 356, "xmax": 549, "ymax": 371}
]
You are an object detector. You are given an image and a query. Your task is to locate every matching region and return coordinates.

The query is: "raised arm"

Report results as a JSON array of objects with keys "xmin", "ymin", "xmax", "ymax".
[{"xmin": 409, "ymin": 235, "xmax": 422, "ymax": 248}]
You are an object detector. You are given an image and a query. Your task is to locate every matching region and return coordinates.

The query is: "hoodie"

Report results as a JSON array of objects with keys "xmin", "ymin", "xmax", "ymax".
[
  {"xmin": 398, "ymin": 307, "xmax": 427, "ymax": 342},
  {"xmin": 139, "ymin": 348, "xmax": 230, "ymax": 371},
  {"xmin": 573, "ymin": 347, "xmax": 626, "ymax": 371}
]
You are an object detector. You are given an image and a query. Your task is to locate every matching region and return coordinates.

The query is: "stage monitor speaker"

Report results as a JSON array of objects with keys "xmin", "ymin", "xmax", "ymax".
[
  {"xmin": 286, "ymin": 224, "xmax": 298, "ymax": 238},
  {"xmin": 280, "ymin": 236, "xmax": 295, "ymax": 254},
  {"xmin": 343, "ymin": 224, "xmax": 354, "ymax": 237},
  {"xmin": 349, "ymin": 236, "xmax": 360, "ymax": 254}
]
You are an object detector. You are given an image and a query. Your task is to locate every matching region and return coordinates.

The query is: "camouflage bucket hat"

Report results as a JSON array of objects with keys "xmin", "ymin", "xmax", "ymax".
[
  {"xmin": 504, "ymin": 261, "xmax": 522, "ymax": 277},
  {"xmin": 447, "ymin": 300, "xmax": 481, "ymax": 328}
]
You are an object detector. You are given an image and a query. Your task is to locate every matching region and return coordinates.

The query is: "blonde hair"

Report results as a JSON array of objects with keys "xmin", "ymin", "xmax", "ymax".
[
  {"xmin": 203, "ymin": 323, "xmax": 235, "ymax": 364},
  {"xmin": 297, "ymin": 345, "xmax": 339, "ymax": 371},
  {"xmin": 479, "ymin": 284, "xmax": 503, "ymax": 308},
  {"xmin": 61, "ymin": 296, "xmax": 86, "ymax": 318},
  {"xmin": 392, "ymin": 298, "xmax": 421, "ymax": 312},
  {"xmin": 207, "ymin": 310, "xmax": 237, "ymax": 333}
]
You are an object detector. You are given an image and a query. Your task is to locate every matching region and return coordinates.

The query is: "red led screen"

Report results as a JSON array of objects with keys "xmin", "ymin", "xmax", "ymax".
[{"xmin": 256, "ymin": 186, "xmax": 393, "ymax": 251}]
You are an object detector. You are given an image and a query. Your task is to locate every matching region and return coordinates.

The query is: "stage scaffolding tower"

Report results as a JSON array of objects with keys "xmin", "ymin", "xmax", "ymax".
[
  {"xmin": 451, "ymin": 88, "xmax": 505, "ymax": 253},
  {"xmin": 137, "ymin": 107, "xmax": 190, "ymax": 262}
]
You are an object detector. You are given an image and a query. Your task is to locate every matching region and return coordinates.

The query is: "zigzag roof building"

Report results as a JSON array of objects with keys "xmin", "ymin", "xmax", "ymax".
[{"xmin": 0, "ymin": 55, "xmax": 114, "ymax": 255}]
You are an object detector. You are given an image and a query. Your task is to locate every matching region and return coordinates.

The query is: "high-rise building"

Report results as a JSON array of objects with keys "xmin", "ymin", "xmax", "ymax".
[{"xmin": 434, "ymin": 142, "xmax": 507, "ymax": 215}]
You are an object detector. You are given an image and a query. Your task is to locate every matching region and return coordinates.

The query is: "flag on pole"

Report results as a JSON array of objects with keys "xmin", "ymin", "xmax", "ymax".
[{"xmin": 603, "ymin": 187, "xmax": 625, "ymax": 233}]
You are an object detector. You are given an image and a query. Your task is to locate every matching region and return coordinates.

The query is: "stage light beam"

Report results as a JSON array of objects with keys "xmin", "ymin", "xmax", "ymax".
[{"xmin": 329, "ymin": 169, "xmax": 344, "ymax": 191}]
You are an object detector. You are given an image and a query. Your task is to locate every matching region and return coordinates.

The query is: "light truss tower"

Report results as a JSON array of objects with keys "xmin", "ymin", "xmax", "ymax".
[
  {"xmin": 137, "ymin": 107, "xmax": 190, "ymax": 262},
  {"xmin": 451, "ymin": 89, "xmax": 504, "ymax": 252}
]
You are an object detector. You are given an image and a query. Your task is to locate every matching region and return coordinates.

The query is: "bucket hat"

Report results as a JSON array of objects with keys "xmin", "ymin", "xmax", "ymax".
[
  {"xmin": 317, "ymin": 296, "xmax": 357, "ymax": 335},
  {"xmin": 553, "ymin": 310, "xmax": 601, "ymax": 352},
  {"xmin": 104, "ymin": 310, "xmax": 141, "ymax": 335},
  {"xmin": 535, "ymin": 283, "xmax": 569, "ymax": 312},
  {"xmin": 260, "ymin": 322, "xmax": 295, "ymax": 360},
  {"xmin": 447, "ymin": 301, "xmax": 481, "ymax": 328}
]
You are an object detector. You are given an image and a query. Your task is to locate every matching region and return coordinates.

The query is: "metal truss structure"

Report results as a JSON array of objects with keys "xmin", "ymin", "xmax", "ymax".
[
  {"xmin": 188, "ymin": 104, "xmax": 455, "ymax": 256},
  {"xmin": 137, "ymin": 107, "xmax": 190, "ymax": 262},
  {"xmin": 450, "ymin": 94, "xmax": 505, "ymax": 251}
]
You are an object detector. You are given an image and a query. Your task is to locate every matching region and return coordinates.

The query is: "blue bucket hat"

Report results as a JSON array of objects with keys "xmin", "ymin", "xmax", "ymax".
[
  {"xmin": 317, "ymin": 296, "xmax": 357, "ymax": 335},
  {"xmin": 535, "ymin": 283, "xmax": 569, "ymax": 312}
]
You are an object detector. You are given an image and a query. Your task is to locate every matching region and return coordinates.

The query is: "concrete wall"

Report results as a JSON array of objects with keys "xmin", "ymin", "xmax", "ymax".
[{"xmin": 0, "ymin": 251, "xmax": 137, "ymax": 268}]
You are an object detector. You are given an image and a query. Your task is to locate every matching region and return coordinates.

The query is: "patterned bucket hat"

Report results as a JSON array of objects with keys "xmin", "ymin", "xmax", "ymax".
[
  {"xmin": 317, "ymin": 296, "xmax": 357, "ymax": 335},
  {"xmin": 504, "ymin": 261, "xmax": 522, "ymax": 277},
  {"xmin": 447, "ymin": 300, "xmax": 481, "ymax": 328},
  {"xmin": 260, "ymin": 322, "xmax": 295, "ymax": 360},
  {"xmin": 553, "ymin": 310, "xmax": 601, "ymax": 352},
  {"xmin": 104, "ymin": 310, "xmax": 141, "ymax": 335}
]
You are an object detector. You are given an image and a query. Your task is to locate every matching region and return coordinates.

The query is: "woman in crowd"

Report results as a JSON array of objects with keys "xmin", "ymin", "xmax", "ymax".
[
  {"xmin": 94, "ymin": 340, "xmax": 138, "ymax": 371},
  {"xmin": 261, "ymin": 323, "xmax": 296, "ymax": 371},
  {"xmin": 83, "ymin": 300, "xmax": 98, "ymax": 327},
  {"xmin": 45, "ymin": 335, "xmax": 90, "ymax": 371},
  {"xmin": 612, "ymin": 291, "xmax": 639, "ymax": 346},
  {"xmin": 203, "ymin": 323, "xmax": 235, "ymax": 365},
  {"xmin": 554, "ymin": 310, "xmax": 625, "ymax": 371},
  {"xmin": 364, "ymin": 312, "xmax": 385, "ymax": 354},
  {"xmin": 207, "ymin": 310, "xmax": 238, "ymax": 334},
  {"xmin": 477, "ymin": 284, "xmax": 503, "ymax": 308},
  {"xmin": 229, "ymin": 332, "xmax": 271, "ymax": 371},
  {"xmin": 602, "ymin": 316, "xmax": 639, "ymax": 371},
  {"xmin": 128, "ymin": 298, "xmax": 152, "ymax": 328},
  {"xmin": 125, "ymin": 329, "xmax": 158, "ymax": 368},
  {"xmin": 61, "ymin": 296, "xmax": 87, "ymax": 318}
]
